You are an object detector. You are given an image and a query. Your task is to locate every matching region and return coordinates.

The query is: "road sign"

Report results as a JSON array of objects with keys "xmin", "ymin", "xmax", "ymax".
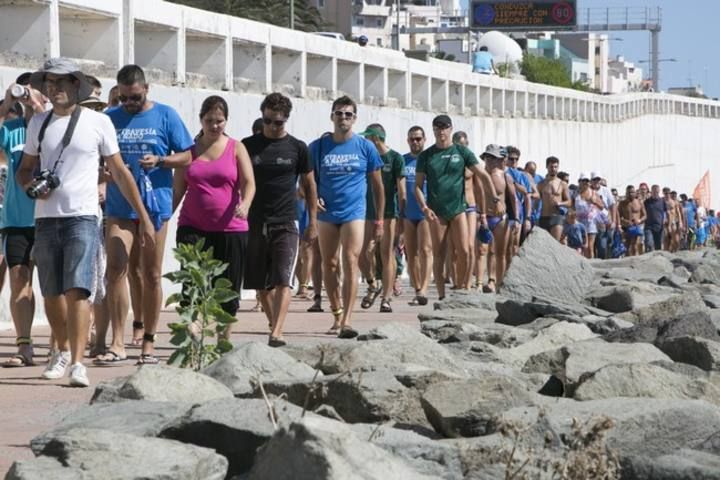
[{"xmin": 469, "ymin": 1, "xmax": 577, "ymax": 31}]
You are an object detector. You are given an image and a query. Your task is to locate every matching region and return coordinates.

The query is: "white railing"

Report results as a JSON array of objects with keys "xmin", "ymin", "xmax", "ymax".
[{"xmin": 0, "ymin": 0, "xmax": 717, "ymax": 122}]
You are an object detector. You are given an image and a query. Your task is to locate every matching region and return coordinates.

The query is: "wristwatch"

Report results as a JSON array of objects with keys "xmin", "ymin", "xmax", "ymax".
[{"xmin": 157, "ymin": 156, "xmax": 166, "ymax": 168}]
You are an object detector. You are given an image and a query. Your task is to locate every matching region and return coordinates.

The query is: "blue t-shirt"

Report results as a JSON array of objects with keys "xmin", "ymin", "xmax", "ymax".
[
  {"xmin": 105, "ymin": 103, "xmax": 192, "ymax": 220},
  {"xmin": 531, "ymin": 173, "xmax": 544, "ymax": 224},
  {"xmin": 309, "ymin": 134, "xmax": 382, "ymax": 224},
  {"xmin": 403, "ymin": 153, "xmax": 425, "ymax": 221},
  {"xmin": 507, "ymin": 167, "xmax": 531, "ymax": 222},
  {"xmin": 564, "ymin": 222, "xmax": 587, "ymax": 249},
  {"xmin": 684, "ymin": 201, "xmax": 697, "ymax": 229},
  {"xmin": 472, "ymin": 51, "xmax": 493, "ymax": 74},
  {"xmin": 0, "ymin": 118, "xmax": 35, "ymax": 228}
]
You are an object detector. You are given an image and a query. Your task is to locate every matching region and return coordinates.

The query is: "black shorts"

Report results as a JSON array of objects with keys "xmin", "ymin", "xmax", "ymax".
[
  {"xmin": 176, "ymin": 225, "xmax": 248, "ymax": 315},
  {"xmin": 244, "ymin": 222, "xmax": 299, "ymax": 291},
  {"xmin": 539, "ymin": 215, "xmax": 565, "ymax": 231},
  {"xmin": 3, "ymin": 227, "xmax": 35, "ymax": 268}
]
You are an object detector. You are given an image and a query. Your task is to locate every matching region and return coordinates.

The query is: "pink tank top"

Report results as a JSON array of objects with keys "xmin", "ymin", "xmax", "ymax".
[{"xmin": 178, "ymin": 137, "xmax": 248, "ymax": 232}]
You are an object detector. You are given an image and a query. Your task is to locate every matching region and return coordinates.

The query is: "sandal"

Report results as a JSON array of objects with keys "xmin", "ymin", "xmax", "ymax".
[
  {"xmin": 416, "ymin": 295, "xmax": 428, "ymax": 306},
  {"xmin": 268, "ymin": 336, "xmax": 287, "ymax": 347},
  {"xmin": 338, "ymin": 326, "xmax": 359, "ymax": 339},
  {"xmin": 307, "ymin": 295, "xmax": 324, "ymax": 313},
  {"xmin": 136, "ymin": 353, "xmax": 160, "ymax": 365},
  {"xmin": 360, "ymin": 284, "xmax": 381, "ymax": 309},
  {"xmin": 132, "ymin": 321, "xmax": 144, "ymax": 346},
  {"xmin": 93, "ymin": 350, "xmax": 128, "ymax": 365},
  {"xmin": 326, "ymin": 308, "xmax": 343, "ymax": 334},
  {"xmin": 379, "ymin": 298, "xmax": 392, "ymax": 313},
  {"xmin": 408, "ymin": 296, "xmax": 420, "ymax": 306},
  {"xmin": 2, "ymin": 337, "xmax": 35, "ymax": 368},
  {"xmin": 483, "ymin": 279, "xmax": 496, "ymax": 293},
  {"xmin": 393, "ymin": 278, "xmax": 403, "ymax": 297}
]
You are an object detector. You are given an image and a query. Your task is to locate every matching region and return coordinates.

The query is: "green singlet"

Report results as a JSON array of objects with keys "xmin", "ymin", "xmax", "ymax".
[
  {"xmin": 366, "ymin": 149, "xmax": 406, "ymax": 219},
  {"xmin": 416, "ymin": 143, "xmax": 478, "ymax": 221}
]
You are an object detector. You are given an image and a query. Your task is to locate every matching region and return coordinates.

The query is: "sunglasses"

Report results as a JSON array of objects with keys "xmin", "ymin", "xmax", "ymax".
[
  {"xmin": 433, "ymin": 123, "xmax": 451, "ymax": 130},
  {"xmin": 263, "ymin": 117, "xmax": 286, "ymax": 127},
  {"xmin": 409, "ymin": 137, "xmax": 424, "ymax": 142},
  {"xmin": 333, "ymin": 110, "xmax": 355, "ymax": 118},
  {"xmin": 118, "ymin": 94, "xmax": 144, "ymax": 103}
]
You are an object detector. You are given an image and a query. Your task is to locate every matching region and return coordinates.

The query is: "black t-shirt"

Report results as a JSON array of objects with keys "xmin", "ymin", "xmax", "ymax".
[
  {"xmin": 644, "ymin": 196, "xmax": 666, "ymax": 228},
  {"xmin": 242, "ymin": 133, "xmax": 311, "ymax": 224}
]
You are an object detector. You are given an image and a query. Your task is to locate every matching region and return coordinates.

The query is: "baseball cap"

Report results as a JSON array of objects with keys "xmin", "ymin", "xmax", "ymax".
[
  {"xmin": 359, "ymin": 126, "xmax": 386, "ymax": 141},
  {"xmin": 481, "ymin": 144, "xmax": 504, "ymax": 159},
  {"xmin": 590, "ymin": 171, "xmax": 603, "ymax": 180},
  {"xmin": 432, "ymin": 114, "xmax": 452, "ymax": 128},
  {"xmin": 578, "ymin": 172, "xmax": 589, "ymax": 181}
]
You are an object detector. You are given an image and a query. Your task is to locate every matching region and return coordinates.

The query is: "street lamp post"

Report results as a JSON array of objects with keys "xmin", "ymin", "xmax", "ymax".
[
  {"xmin": 637, "ymin": 58, "xmax": 676, "ymax": 91},
  {"xmin": 290, "ymin": 0, "xmax": 294, "ymax": 30}
]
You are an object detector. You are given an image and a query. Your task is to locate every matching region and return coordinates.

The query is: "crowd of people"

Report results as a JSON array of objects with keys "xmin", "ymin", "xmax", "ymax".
[{"xmin": 0, "ymin": 57, "xmax": 717, "ymax": 387}]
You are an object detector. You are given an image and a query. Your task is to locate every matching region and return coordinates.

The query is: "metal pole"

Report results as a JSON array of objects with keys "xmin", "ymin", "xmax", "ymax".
[
  {"xmin": 290, "ymin": 0, "xmax": 294, "ymax": 30},
  {"xmin": 394, "ymin": 0, "xmax": 400, "ymax": 50},
  {"xmin": 651, "ymin": 28, "xmax": 659, "ymax": 90}
]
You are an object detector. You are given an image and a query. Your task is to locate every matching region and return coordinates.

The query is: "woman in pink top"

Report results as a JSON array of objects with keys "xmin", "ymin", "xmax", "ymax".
[{"xmin": 146, "ymin": 95, "xmax": 255, "ymax": 319}]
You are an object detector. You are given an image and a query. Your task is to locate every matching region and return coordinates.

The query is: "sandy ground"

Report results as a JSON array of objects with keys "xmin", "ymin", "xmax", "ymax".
[{"xmin": 0, "ymin": 285, "xmax": 431, "ymax": 474}]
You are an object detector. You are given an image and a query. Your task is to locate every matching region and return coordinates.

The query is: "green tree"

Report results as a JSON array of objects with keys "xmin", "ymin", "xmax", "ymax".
[
  {"xmin": 168, "ymin": 0, "xmax": 327, "ymax": 32},
  {"xmin": 521, "ymin": 52, "xmax": 573, "ymax": 88}
]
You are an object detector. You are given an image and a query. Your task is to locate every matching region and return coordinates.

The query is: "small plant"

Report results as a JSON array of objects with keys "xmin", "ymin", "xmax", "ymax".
[{"xmin": 164, "ymin": 239, "xmax": 238, "ymax": 371}]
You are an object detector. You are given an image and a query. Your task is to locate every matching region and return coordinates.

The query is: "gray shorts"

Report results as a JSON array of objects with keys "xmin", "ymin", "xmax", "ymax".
[{"xmin": 33, "ymin": 215, "xmax": 99, "ymax": 297}]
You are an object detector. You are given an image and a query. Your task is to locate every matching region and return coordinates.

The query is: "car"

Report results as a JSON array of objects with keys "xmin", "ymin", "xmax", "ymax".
[{"xmin": 313, "ymin": 32, "xmax": 345, "ymax": 41}]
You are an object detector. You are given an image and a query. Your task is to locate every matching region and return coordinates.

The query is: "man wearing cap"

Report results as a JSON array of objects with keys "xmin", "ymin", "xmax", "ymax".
[
  {"xmin": 0, "ymin": 74, "xmax": 46, "ymax": 368},
  {"xmin": 17, "ymin": 57, "xmax": 154, "ymax": 386},
  {"xmin": 104, "ymin": 64, "xmax": 193, "ymax": 365},
  {"xmin": 309, "ymin": 95, "xmax": 384, "ymax": 338},
  {"xmin": 358, "ymin": 123, "xmax": 405, "ymax": 313},
  {"xmin": 480, "ymin": 144, "xmax": 515, "ymax": 291},
  {"xmin": 537, "ymin": 156, "xmax": 570, "ymax": 241},
  {"xmin": 414, "ymin": 115, "xmax": 491, "ymax": 299},
  {"xmin": 619, "ymin": 185, "xmax": 646, "ymax": 256},
  {"xmin": 590, "ymin": 171, "xmax": 616, "ymax": 259}
]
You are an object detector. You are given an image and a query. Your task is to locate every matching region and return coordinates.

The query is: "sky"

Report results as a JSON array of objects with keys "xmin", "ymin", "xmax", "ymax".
[{"xmin": 460, "ymin": 0, "xmax": 720, "ymax": 97}]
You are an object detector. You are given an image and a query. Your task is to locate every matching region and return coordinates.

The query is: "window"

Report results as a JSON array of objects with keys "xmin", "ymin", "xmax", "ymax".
[
  {"xmin": 595, "ymin": 67, "xmax": 600, "ymax": 75},
  {"xmin": 376, "ymin": 18, "xmax": 383, "ymax": 27},
  {"xmin": 377, "ymin": 38, "xmax": 383, "ymax": 46},
  {"xmin": 318, "ymin": 0, "xmax": 324, "ymax": 6},
  {"xmin": 356, "ymin": 17, "xmax": 364, "ymax": 26},
  {"xmin": 595, "ymin": 46, "xmax": 601, "ymax": 55}
]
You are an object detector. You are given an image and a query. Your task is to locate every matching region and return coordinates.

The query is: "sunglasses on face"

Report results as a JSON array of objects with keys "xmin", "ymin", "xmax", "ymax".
[
  {"xmin": 409, "ymin": 137, "xmax": 424, "ymax": 142},
  {"xmin": 118, "ymin": 94, "xmax": 143, "ymax": 103},
  {"xmin": 263, "ymin": 117, "xmax": 286, "ymax": 127},
  {"xmin": 433, "ymin": 124, "xmax": 450, "ymax": 130},
  {"xmin": 333, "ymin": 111, "xmax": 355, "ymax": 119}
]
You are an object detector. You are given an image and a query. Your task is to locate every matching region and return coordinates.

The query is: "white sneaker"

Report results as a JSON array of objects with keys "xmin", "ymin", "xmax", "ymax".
[
  {"xmin": 41, "ymin": 350, "xmax": 70, "ymax": 380},
  {"xmin": 68, "ymin": 362, "xmax": 89, "ymax": 387}
]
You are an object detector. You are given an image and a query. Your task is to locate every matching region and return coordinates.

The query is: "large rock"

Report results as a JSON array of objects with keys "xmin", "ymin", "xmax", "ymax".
[
  {"xmin": 246, "ymin": 416, "xmax": 435, "ymax": 479},
  {"xmin": 6, "ymin": 457, "xmax": 80, "ymax": 480},
  {"xmin": 690, "ymin": 263, "xmax": 720, "ymax": 286},
  {"xmin": 495, "ymin": 398, "xmax": 720, "ymax": 469},
  {"xmin": 657, "ymin": 336, "xmax": 720, "ymax": 371},
  {"xmin": 91, "ymin": 365, "xmax": 233, "ymax": 404},
  {"xmin": 31, "ymin": 429, "xmax": 227, "ymax": 480},
  {"xmin": 420, "ymin": 319, "xmax": 485, "ymax": 343},
  {"xmin": 349, "ymin": 423, "xmax": 464, "ymax": 479},
  {"xmin": 504, "ymin": 321, "xmax": 597, "ymax": 367},
  {"xmin": 202, "ymin": 341, "xmax": 319, "ymax": 397},
  {"xmin": 418, "ymin": 308, "xmax": 498, "ymax": 326},
  {"xmin": 420, "ymin": 375, "xmax": 540, "ymax": 438},
  {"xmin": 623, "ymin": 449, "xmax": 720, "ymax": 479},
  {"xmin": 498, "ymin": 228, "xmax": 594, "ymax": 305},
  {"xmin": 160, "ymin": 398, "xmax": 312, "ymax": 477},
  {"xmin": 604, "ymin": 309, "xmax": 719, "ymax": 344},
  {"xmin": 261, "ymin": 369, "xmax": 429, "ymax": 427},
  {"xmin": 282, "ymin": 334, "xmax": 462, "ymax": 376},
  {"xmin": 31, "ymin": 400, "xmax": 193, "ymax": 454},
  {"xmin": 631, "ymin": 291, "xmax": 709, "ymax": 324},
  {"xmin": 573, "ymin": 362, "xmax": 720, "ymax": 404},
  {"xmin": 495, "ymin": 298, "xmax": 599, "ymax": 326},
  {"xmin": 432, "ymin": 291, "xmax": 499, "ymax": 311},
  {"xmin": 522, "ymin": 339, "xmax": 671, "ymax": 394}
]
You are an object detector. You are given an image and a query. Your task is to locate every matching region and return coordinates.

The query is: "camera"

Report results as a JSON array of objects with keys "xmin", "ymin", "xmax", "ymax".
[
  {"xmin": 10, "ymin": 85, "xmax": 29, "ymax": 100},
  {"xmin": 26, "ymin": 170, "xmax": 60, "ymax": 199}
]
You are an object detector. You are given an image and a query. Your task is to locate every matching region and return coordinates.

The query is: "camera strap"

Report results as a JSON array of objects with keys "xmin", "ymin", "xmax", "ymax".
[{"xmin": 36, "ymin": 106, "xmax": 82, "ymax": 174}]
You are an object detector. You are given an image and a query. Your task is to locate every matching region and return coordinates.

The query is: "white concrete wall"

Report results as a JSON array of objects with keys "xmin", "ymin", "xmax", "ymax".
[{"xmin": 1, "ymin": 0, "xmax": 720, "ymax": 331}]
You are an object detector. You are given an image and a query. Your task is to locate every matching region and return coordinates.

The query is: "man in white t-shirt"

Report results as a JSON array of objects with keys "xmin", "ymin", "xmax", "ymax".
[
  {"xmin": 17, "ymin": 58, "xmax": 154, "ymax": 387},
  {"xmin": 590, "ymin": 171, "xmax": 617, "ymax": 258}
]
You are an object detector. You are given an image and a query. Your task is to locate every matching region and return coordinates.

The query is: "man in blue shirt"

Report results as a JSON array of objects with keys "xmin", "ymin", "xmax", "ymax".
[
  {"xmin": 309, "ymin": 96, "xmax": 384, "ymax": 339},
  {"xmin": 472, "ymin": 46, "xmax": 497, "ymax": 75},
  {"xmin": 505, "ymin": 146, "xmax": 532, "ymax": 264},
  {"xmin": 402, "ymin": 126, "xmax": 431, "ymax": 306},
  {"xmin": 104, "ymin": 65, "xmax": 192, "ymax": 365},
  {"xmin": 0, "ymin": 75, "xmax": 45, "ymax": 367}
]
